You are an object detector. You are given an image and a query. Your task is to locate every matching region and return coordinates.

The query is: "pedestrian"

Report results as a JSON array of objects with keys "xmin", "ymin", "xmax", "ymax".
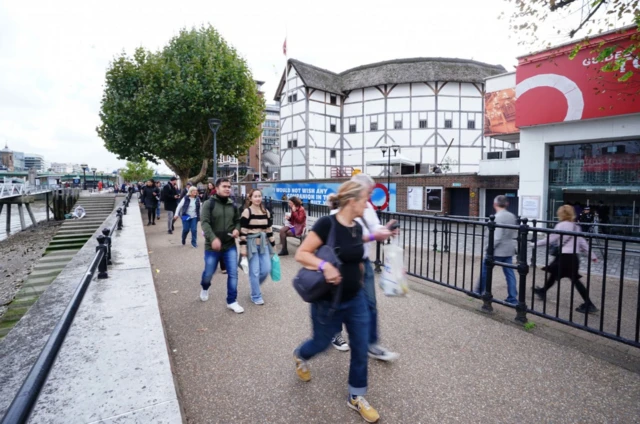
[
  {"xmin": 203, "ymin": 182, "xmax": 216, "ymax": 201},
  {"xmin": 239, "ymin": 188, "xmax": 276, "ymax": 305},
  {"xmin": 278, "ymin": 196, "xmax": 306, "ymax": 256},
  {"xmin": 155, "ymin": 181, "xmax": 163, "ymax": 221},
  {"xmin": 162, "ymin": 177, "xmax": 180, "ymax": 234},
  {"xmin": 533, "ymin": 205, "xmax": 599, "ymax": 314},
  {"xmin": 474, "ymin": 195, "xmax": 518, "ymax": 305},
  {"xmin": 174, "ymin": 186, "xmax": 201, "ymax": 248},
  {"xmin": 97, "ymin": 181, "xmax": 103, "ymax": 192},
  {"xmin": 328, "ymin": 174, "xmax": 399, "ymax": 361},
  {"xmin": 140, "ymin": 179, "xmax": 160, "ymax": 226},
  {"xmin": 281, "ymin": 193, "xmax": 288, "ymax": 214},
  {"xmin": 181, "ymin": 181, "xmax": 192, "ymax": 198},
  {"xmin": 578, "ymin": 206, "xmax": 595, "ymax": 233},
  {"xmin": 200, "ymin": 178, "xmax": 243, "ymax": 313},
  {"xmin": 293, "ymin": 180, "xmax": 380, "ymax": 423}
]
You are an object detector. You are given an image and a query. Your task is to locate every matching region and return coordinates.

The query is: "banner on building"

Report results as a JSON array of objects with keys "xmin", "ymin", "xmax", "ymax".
[{"xmin": 484, "ymin": 88, "xmax": 517, "ymax": 136}]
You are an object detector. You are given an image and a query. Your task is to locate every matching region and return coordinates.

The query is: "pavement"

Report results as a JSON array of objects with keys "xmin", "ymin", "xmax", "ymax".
[{"xmin": 146, "ymin": 208, "xmax": 640, "ymax": 424}]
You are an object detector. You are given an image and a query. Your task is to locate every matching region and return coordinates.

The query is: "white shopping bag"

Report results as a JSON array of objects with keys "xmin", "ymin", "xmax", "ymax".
[
  {"xmin": 239, "ymin": 257, "xmax": 249, "ymax": 275},
  {"xmin": 379, "ymin": 244, "xmax": 409, "ymax": 296}
]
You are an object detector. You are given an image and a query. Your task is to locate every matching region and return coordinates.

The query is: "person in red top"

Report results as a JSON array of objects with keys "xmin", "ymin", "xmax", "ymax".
[
  {"xmin": 97, "ymin": 181, "xmax": 103, "ymax": 192},
  {"xmin": 278, "ymin": 196, "xmax": 306, "ymax": 256}
]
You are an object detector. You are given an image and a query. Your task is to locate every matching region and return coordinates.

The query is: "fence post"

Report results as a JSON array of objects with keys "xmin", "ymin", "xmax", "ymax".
[
  {"xmin": 432, "ymin": 220, "xmax": 439, "ymax": 252},
  {"xmin": 117, "ymin": 208, "xmax": 123, "ymax": 230},
  {"xmin": 481, "ymin": 215, "xmax": 496, "ymax": 312},
  {"xmin": 96, "ymin": 235, "xmax": 109, "ymax": 279},
  {"xmin": 123, "ymin": 198, "xmax": 128, "ymax": 215},
  {"xmin": 443, "ymin": 214, "xmax": 450, "ymax": 252},
  {"xmin": 102, "ymin": 228, "xmax": 113, "ymax": 265},
  {"xmin": 515, "ymin": 218, "xmax": 530, "ymax": 323},
  {"xmin": 374, "ymin": 206, "xmax": 383, "ymax": 273}
]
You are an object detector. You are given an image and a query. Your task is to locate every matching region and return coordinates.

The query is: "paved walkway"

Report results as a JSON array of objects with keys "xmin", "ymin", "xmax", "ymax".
[{"xmin": 145, "ymin": 212, "xmax": 640, "ymax": 424}]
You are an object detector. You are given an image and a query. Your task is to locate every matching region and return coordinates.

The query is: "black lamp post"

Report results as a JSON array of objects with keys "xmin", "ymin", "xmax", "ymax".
[
  {"xmin": 208, "ymin": 118, "xmax": 222, "ymax": 182},
  {"xmin": 91, "ymin": 167, "xmax": 97, "ymax": 189},
  {"xmin": 81, "ymin": 163, "xmax": 88, "ymax": 190},
  {"xmin": 380, "ymin": 144, "xmax": 399, "ymax": 210}
]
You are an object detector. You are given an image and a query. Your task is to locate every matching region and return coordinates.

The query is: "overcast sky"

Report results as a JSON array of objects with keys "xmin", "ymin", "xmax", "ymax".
[{"xmin": 0, "ymin": 0, "xmax": 611, "ymax": 174}]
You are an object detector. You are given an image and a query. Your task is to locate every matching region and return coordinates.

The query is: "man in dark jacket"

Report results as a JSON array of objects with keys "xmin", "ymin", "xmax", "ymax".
[
  {"xmin": 140, "ymin": 179, "xmax": 160, "ymax": 226},
  {"xmin": 162, "ymin": 177, "xmax": 180, "ymax": 234},
  {"xmin": 200, "ymin": 178, "xmax": 243, "ymax": 313}
]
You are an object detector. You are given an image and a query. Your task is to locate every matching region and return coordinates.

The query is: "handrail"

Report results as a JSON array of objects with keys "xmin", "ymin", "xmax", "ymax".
[{"xmin": 0, "ymin": 192, "xmax": 132, "ymax": 424}]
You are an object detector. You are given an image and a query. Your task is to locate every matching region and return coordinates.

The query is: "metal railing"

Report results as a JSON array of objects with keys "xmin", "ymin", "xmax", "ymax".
[
  {"xmin": 1, "ymin": 192, "xmax": 133, "ymax": 424},
  {"xmin": 0, "ymin": 183, "xmax": 56, "ymax": 199}
]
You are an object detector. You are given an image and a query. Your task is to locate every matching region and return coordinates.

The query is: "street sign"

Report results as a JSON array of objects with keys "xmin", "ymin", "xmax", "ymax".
[{"xmin": 452, "ymin": 182, "xmax": 462, "ymax": 187}]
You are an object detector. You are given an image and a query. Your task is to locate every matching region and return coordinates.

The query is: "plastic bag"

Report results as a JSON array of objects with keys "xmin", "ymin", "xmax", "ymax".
[
  {"xmin": 240, "ymin": 257, "xmax": 249, "ymax": 275},
  {"xmin": 271, "ymin": 254, "xmax": 281, "ymax": 282},
  {"xmin": 380, "ymin": 244, "xmax": 409, "ymax": 296}
]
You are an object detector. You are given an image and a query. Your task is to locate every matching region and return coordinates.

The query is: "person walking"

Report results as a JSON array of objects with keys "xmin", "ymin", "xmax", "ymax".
[
  {"xmin": 203, "ymin": 182, "xmax": 216, "ymax": 201},
  {"xmin": 200, "ymin": 178, "xmax": 244, "ymax": 313},
  {"xmin": 239, "ymin": 188, "xmax": 276, "ymax": 305},
  {"xmin": 533, "ymin": 205, "xmax": 599, "ymax": 314},
  {"xmin": 180, "ymin": 181, "xmax": 193, "ymax": 199},
  {"xmin": 278, "ymin": 196, "xmax": 306, "ymax": 256},
  {"xmin": 328, "ymin": 175, "xmax": 399, "ymax": 361},
  {"xmin": 174, "ymin": 186, "xmax": 201, "ymax": 248},
  {"xmin": 162, "ymin": 177, "xmax": 180, "ymax": 234},
  {"xmin": 155, "ymin": 181, "xmax": 163, "ymax": 221},
  {"xmin": 293, "ymin": 181, "xmax": 380, "ymax": 423},
  {"xmin": 578, "ymin": 206, "xmax": 595, "ymax": 233},
  {"xmin": 474, "ymin": 195, "xmax": 518, "ymax": 305},
  {"xmin": 140, "ymin": 179, "xmax": 160, "ymax": 226}
]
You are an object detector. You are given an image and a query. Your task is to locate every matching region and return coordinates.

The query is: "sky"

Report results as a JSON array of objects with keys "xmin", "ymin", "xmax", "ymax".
[{"xmin": 0, "ymin": 0, "xmax": 617, "ymax": 174}]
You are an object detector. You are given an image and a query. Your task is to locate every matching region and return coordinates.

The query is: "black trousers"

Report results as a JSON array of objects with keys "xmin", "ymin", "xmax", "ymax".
[
  {"xmin": 542, "ymin": 254, "xmax": 593, "ymax": 305},
  {"xmin": 146, "ymin": 207, "xmax": 155, "ymax": 223}
]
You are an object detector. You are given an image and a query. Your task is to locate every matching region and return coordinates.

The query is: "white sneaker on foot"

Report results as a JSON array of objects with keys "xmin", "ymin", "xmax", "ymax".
[
  {"xmin": 226, "ymin": 302, "xmax": 244, "ymax": 313},
  {"xmin": 200, "ymin": 289, "xmax": 209, "ymax": 302},
  {"xmin": 368, "ymin": 344, "xmax": 399, "ymax": 362}
]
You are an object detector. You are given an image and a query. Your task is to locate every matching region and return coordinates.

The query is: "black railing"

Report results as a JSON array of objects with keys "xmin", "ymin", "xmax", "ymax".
[{"xmin": 1, "ymin": 192, "xmax": 132, "ymax": 424}]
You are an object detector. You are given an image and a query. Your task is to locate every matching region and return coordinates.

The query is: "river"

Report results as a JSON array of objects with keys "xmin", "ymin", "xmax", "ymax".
[{"xmin": 0, "ymin": 201, "xmax": 49, "ymax": 242}]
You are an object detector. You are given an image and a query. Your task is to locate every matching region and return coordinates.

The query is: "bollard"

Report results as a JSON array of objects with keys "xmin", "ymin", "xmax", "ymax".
[
  {"xmin": 481, "ymin": 215, "xmax": 496, "ymax": 313},
  {"xmin": 515, "ymin": 218, "xmax": 530, "ymax": 323},
  {"xmin": 374, "ymin": 206, "xmax": 383, "ymax": 273},
  {"xmin": 102, "ymin": 228, "xmax": 113, "ymax": 265},
  {"xmin": 96, "ymin": 235, "xmax": 109, "ymax": 279},
  {"xmin": 432, "ymin": 221, "xmax": 439, "ymax": 252},
  {"xmin": 116, "ymin": 208, "xmax": 123, "ymax": 230},
  {"xmin": 123, "ymin": 199, "xmax": 128, "ymax": 215}
]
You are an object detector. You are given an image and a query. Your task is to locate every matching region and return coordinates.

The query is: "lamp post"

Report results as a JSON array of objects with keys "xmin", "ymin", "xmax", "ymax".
[
  {"xmin": 91, "ymin": 168, "xmax": 97, "ymax": 189},
  {"xmin": 81, "ymin": 163, "xmax": 88, "ymax": 190},
  {"xmin": 380, "ymin": 144, "xmax": 399, "ymax": 210},
  {"xmin": 208, "ymin": 118, "xmax": 222, "ymax": 183}
]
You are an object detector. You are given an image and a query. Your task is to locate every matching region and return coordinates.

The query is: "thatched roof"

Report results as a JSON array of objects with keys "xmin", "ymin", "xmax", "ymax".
[{"xmin": 274, "ymin": 58, "xmax": 506, "ymax": 100}]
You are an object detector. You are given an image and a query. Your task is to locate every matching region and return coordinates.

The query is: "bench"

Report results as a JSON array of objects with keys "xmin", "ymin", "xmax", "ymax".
[{"xmin": 273, "ymin": 215, "xmax": 319, "ymax": 244}]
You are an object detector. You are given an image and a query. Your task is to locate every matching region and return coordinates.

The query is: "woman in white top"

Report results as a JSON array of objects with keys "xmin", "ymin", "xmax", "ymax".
[{"xmin": 174, "ymin": 186, "xmax": 201, "ymax": 248}]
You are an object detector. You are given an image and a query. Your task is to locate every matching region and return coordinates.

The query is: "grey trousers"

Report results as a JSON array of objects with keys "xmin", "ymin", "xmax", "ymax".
[{"xmin": 167, "ymin": 211, "xmax": 175, "ymax": 231}]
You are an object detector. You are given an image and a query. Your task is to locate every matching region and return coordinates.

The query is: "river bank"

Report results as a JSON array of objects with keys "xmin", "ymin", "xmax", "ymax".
[
  {"xmin": 0, "ymin": 200, "xmax": 49, "ymax": 242},
  {"xmin": 0, "ymin": 221, "xmax": 61, "ymax": 320}
]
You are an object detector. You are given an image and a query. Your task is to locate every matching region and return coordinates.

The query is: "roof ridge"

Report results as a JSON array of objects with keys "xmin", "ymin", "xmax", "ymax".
[
  {"xmin": 289, "ymin": 58, "xmax": 339, "ymax": 76},
  {"xmin": 338, "ymin": 57, "xmax": 504, "ymax": 75}
]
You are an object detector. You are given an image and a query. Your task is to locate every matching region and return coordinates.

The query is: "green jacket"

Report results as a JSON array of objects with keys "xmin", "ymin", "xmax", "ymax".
[{"xmin": 201, "ymin": 195, "xmax": 241, "ymax": 252}]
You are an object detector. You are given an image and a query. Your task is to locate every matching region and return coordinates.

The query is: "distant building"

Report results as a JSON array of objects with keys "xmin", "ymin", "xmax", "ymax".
[
  {"xmin": 50, "ymin": 162, "xmax": 74, "ymax": 173},
  {"xmin": 13, "ymin": 151, "xmax": 25, "ymax": 171},
  {"xmin": 24, "ymin": 154, "xmax": 46, "ymax": 171},
  {"xmin": 0, "ymin": 144, "xmax": 14, "ymax": 171},
  {"xmin": 262, "ymin": 103, "xmax": 281, "ymax": 179}
]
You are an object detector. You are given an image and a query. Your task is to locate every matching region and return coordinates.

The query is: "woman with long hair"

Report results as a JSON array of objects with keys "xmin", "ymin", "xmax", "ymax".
[
  {"xmin": 239, "ymin": 189, "xmax": 276, "ymax": 305},
  {"xmin": 534, "ymin": 204, "xmax": 598, "ymax": 314},
  {"xmin": 293, "ymin": 181, "xmax": 379, "ymax": 423},
  {"xmin": 140, "ymin": 179, "xmax": 160, "ymax": 226},
  {"xmin": 278, "ymin": 196, "xmax": 306, "ymax": 256}
]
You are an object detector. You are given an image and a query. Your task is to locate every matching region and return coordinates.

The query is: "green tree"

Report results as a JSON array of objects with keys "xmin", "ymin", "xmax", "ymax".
[
  {"xmin": 503, "ymin": 1, "xmax": 639, "ymax": 83},
  {"xmin": 97, "ymin": 25, "xmax": 265, "ymax": 183},
  {"xmin": 120, "ymin": 159, "xmax": 155, "ymax": 183}
]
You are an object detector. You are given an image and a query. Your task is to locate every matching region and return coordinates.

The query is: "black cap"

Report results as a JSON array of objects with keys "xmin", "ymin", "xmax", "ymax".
[{"xmin": 170, "ymin": 177, "xmax": 177, "ymax": 181}]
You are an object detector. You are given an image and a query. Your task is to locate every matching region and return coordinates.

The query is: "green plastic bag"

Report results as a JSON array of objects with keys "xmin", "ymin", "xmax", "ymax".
[{"xmin": 271, "ymin": 254, "xmax": 281, "ymax": 282}]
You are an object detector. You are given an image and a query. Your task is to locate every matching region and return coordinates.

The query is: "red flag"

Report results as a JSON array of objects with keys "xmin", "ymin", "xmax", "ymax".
[{"xmin": 283, "ymin": 38, "xmax": 287, "ymax": 56}]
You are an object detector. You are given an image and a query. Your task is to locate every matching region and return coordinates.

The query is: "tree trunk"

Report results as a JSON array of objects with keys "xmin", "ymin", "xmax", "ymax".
[{"xmin": 189, "ymin": 158, "xmax": 210, "ymax": 184}]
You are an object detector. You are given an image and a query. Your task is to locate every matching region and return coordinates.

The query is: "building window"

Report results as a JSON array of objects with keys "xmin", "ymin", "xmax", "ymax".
[
  {"xmin": 287, "ymin": 140, "xmax": 292, "ymax": 148},
  {"xmin": 330, "ymin": 123, "xmax": 337, "ymax": 133},
  {"xmin": 287, "ymin": 139, "xmax": 298, "ymax": 148},
  {"xmin": 349, "ymin": 124, "xmax": 357, "ymax": 133},
  {"xmin": 330, "ymin": 149, "xmax": 337, "ymax": 159},
  {"xmin": 394, "ymin": 120, "xmax": 402, "ymax": 130},
  {"xmin": 330, "ymin": 95, "xmax": 337, "ymax": 105},
  {"xmin": 419, "ymin": 119, "xmax": 427, "ymax": 129},
  {"xmin": 288, "ymin": 93, "xmax": 298, "ymax": 103},
  {"xmin": 467, "ymin": 120, "xmax": 476, "ymax": 129},
  {"xmin": 444, "ymin": 119, "xmax": 453, "ymax": 129},
  {"xmin": 370, "ymin": 122, "xmax": 378, "ymax": 131}
]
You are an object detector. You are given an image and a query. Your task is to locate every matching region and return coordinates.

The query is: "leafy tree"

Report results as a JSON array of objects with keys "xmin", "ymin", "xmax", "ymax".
[
  {"xmin": 120, "ymin": 159, "xmax": 155, "ymax": 183},
  {"xmin": 503, "ymin": 1, "xmax": 639, "ymax": 83},
  {"xmin": 97, "ymin": 25, "xmax": 265, "ymax": 183}
]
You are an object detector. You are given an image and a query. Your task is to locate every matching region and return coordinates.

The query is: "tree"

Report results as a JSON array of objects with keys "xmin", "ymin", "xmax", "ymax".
[
  {"xmin": 97, "ymin": 25, "xmax": 265, "ymax": 183},
  {"xmin": 120, "ymin": 159, "xmax": 155, "ymax": 183},
  {"xmin": 503, "ymin": 1, "xmax": 639, "ymax": 82}
]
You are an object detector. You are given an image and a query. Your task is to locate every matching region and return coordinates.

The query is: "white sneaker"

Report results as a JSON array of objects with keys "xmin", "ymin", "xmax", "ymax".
[
  {"xmin": 200, "ymin": 289, "xmax": 209, "ymax": 302},
  {"xmin": 226, "ymin": 302, "xmax": 244, "ymax": 314},
  {"xmin": 368, "ymin": 344, "xmax": 399, "ymax": 362}
]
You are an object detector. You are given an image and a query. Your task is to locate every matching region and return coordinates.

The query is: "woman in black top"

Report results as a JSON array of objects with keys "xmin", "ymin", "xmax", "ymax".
[
  {"xmin": 140, "ymin": 179, "xmax": 160, "ymax": 226},
  {"xmin": 293, "ymin": 181, "xmax": 380, "ymax": 423}
]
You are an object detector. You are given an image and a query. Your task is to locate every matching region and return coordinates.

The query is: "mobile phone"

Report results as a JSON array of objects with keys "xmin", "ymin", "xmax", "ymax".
[{"xmin": 388, "ymin": 222, "xmax": 400, "ymax": 231}]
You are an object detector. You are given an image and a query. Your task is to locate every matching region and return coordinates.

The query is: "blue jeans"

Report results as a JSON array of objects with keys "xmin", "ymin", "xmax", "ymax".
[
  {"xmin": 201, "ymin": 247, "xmax": 238, "ymax": 304},
  {"xmin": 181, "ymin": 218, "xmax": 198, "ymax": 247},
  {"xmin": 478, "ymin": 256, "xmax": 518, "ymax": 304},
  {"xmin": 297, "ymin": 290, "xmax": 370, "ymax": 396},
  {"xmin": 362, "ymin": 259, "xmax": 378, "ymax": 345},
  {"xmin": 156, "ymin": 203, "xmax": 161, "ymax": 218},
  {"xmin": 248, "ymin": 248, "xmax": 271, "ymax": 302}
]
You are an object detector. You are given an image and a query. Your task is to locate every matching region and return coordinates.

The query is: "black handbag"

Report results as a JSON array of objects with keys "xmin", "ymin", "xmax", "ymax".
[
  {"xmin": 292, "ymin": 216, "xmax": 342, "ymax": 304},
  {"xmin": 550, "ymin": 224, "xmax": 576, "ymax": 257}
]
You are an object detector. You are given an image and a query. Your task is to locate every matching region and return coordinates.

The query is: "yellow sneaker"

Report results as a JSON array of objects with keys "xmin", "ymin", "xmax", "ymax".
[
  {"xmin": 293, "ymin": 353, "xmax": 311, "ymax": 382},
  {"xmin": 348, "ymin": 396, "xmax": 379, "ymax": 423}
]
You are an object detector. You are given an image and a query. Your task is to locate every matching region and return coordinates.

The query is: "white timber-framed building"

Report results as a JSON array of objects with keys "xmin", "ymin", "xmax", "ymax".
[{"xmin": 274, "ymin": 58, "xmax": 512, "ymax": 180}]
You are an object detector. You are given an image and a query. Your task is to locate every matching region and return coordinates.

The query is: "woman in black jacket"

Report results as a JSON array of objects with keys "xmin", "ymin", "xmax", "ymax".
[{"xmin": 140, "ymin": 179, "xmax": 160, "ymax": 226}]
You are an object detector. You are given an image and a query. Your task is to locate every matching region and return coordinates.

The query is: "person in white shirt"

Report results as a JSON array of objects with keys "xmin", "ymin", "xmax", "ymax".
[{"xmin": 329, "ymin": 174, "xmax": 400, "ymax": 362}]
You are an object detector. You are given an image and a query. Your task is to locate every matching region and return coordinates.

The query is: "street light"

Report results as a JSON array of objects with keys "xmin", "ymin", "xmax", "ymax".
[
  {"xmin": 380, "ymin": 144, "xmax": 399, "ymax": 210},
  {"xmin": 208, "ymin": 118, "xmax": 222, "ymax": 183},
  {"xmin": 81, "ymin": 163, "xmax": 88, "ymax": 190},
  {"xmin": 91, "ymin": 167, "xmax": 97, "ymax": 189}
]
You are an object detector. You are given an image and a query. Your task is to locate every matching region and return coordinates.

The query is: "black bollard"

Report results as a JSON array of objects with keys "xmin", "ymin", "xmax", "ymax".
[
  {"xmin": 443, "ymin": 214, "xmax": 450, "ymax": 253},
  {"xmin": 102, "ymin": 228, "xmax": 113, "ymax": 265},
  {"xmin": 481, "ymin": 215, "xmax": 496, "ymax": 313},
  {"xmin": 116, "ymin": 208, "xmax": 123, "ymax": 230},
  {"xmin": 96, "ymin": 235, "xmax": 109, "ymax": 279},
  {"xmin": 374, "ymin": 206, "xmax": 383, "ymax": 273},
  {"xmin": 515, "ymin": 218, "xmax": 530, "ymax": 323}
]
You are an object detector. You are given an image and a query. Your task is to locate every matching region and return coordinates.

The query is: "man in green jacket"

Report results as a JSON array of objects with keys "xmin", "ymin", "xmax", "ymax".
[{"xmin": 200, "ymin": 178, "xmax": 244, "ymax": 313}]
